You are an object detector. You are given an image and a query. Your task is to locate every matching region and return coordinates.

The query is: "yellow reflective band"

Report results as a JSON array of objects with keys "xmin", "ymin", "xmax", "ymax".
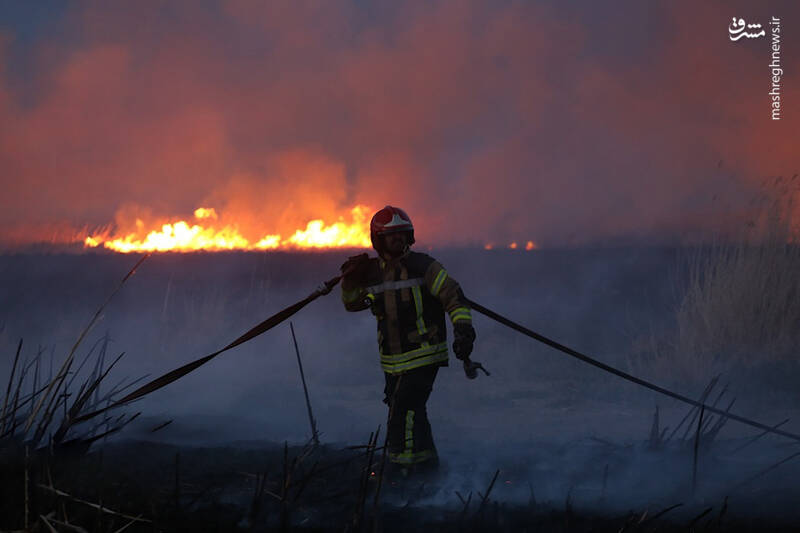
[
  {"xmin": 388, "ymin": 449, "xmax": 436, "ymax": 465},
  {"xmin": 380, "ymin": 342, "xmax": 448, "ymax": 363},
  {"xmin": 411, "ymin": 286, "xmax": 429, "ymax": 347},
  {"xmin": 381, "ymin": 350, "xmax": 448, "ymax": 374},
  {"xmin": 431, "ymin": 269, "xmax": 448, "ymax": 296},
  {"xmin": 341, "ymin": 287, "xmax": 363, "ymax": 303},
  {"xmin": 448, "ymin": 306, "xmax": 472, "ymax": 323},
  {"xmin": 404, "ymin": 410, "xmax": 415, "ymax": 453},
  {"xmin": 366, "ymin": 292, "xmax": 376, "ymax": 302}
]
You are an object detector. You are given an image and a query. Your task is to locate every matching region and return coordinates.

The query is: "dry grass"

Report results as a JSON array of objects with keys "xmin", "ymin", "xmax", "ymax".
[
  {"xmin": 631, "ymin": 186, "xmax": 800, "ymax": 388},
  {"xmin": 676, "ymin": 244, "xmax": 799, "ymax": 368}
]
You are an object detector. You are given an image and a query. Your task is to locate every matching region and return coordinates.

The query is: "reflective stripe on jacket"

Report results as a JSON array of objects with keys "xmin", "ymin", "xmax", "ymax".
[{"xmin": 341, "ymin": 251, "xmax": 472, "ymax": 374}]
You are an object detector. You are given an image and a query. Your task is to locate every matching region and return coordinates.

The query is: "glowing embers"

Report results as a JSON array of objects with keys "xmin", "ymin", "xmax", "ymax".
[
  {"xmin": 85, "ymin": 205, "xmax": 373, "ymax": 252},
  {"xmin": 484, "ymin": 240, "xmax": 538, "ymax": 251}
]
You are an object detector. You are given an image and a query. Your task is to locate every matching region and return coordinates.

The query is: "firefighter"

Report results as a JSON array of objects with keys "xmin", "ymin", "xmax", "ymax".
[{"xmin": 340, "ymin": 205, "xmax": 476, "ymax": 475}]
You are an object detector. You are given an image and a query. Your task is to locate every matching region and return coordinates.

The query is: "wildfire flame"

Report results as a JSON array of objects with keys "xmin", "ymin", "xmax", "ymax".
[
  {"xmin": 193, "ymin": 207, "xmax": 218, "ymax": 220},
  {"xmin": 85, "ymin": 205, "xmax": 373, "ymax": 252},
  {"xmin": 484, "ymin": 240, "xmax": 538, "ymax": 251},
  {"xmin": 82, "ymin": 204, "xmax": 540, "ymax": 253}
]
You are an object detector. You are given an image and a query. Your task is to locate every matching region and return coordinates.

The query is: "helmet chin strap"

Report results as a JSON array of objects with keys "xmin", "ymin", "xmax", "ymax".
[
  {"xmin": 394, "ymin": 244, "xmax": 410, "ymax": 257},
  {"xmin": 377, "ymin": 238, "xmax": 409, "ymax": 261}
]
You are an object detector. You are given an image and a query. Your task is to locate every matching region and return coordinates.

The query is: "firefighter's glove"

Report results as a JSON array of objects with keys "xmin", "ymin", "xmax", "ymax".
[
  {"xmin": 340, "ymin": 253, "xmax": 370, "ymax": 286},
  {"xmin": 452, "ymin": 323, "xmax": 476, "ymax": 360},
  {"xmin": 463, "ymin": 359, "xmax": 477, "ymax": 379},
  {"xmin": 463, "ymin": 359, "xmax": 490, "ymax": 379}
]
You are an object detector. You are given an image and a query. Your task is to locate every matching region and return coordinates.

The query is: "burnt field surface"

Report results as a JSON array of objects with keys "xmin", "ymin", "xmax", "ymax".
[{"xmin": 1, "ymin": 247, "xmax": 799, "ymax": 531}]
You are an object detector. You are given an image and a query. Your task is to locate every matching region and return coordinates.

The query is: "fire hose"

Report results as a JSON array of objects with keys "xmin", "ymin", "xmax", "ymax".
[
  {"xmin": 74, "ymin": 271, "xmax": 348, "ymax": 423},
  {"xmin": 75, "ymin": 269, "xmax": 800, "ymax": 445},
  {"xmin": 464, "ymin": 298, "xmax": 800, "ymax": 442}
]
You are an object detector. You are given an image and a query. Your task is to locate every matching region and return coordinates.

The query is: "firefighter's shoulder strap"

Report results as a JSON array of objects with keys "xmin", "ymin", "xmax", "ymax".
[{"xmin": 410, "ymin": 253, "xmax": 472, "ymax": 325}]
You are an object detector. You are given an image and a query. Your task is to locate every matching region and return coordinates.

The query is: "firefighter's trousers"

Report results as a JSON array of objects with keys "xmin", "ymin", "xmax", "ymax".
[{"xmin": 384, "ymin": 365, "xmax": 439, "ymax": 467}]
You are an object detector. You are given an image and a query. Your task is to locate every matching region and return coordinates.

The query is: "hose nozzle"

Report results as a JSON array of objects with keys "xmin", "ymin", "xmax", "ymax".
[{"xmin": 463, "ymin": 359, "xmax": 490, "ymax": 379}]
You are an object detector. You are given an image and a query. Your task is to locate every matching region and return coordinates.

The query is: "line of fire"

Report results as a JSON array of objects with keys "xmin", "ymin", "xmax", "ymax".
[{"xmin": 1, "ymin": 2, "xmax": 799, "ymax": 532}]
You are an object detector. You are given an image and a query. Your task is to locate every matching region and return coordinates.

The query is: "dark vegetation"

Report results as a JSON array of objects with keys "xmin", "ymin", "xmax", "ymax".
[
  {"xmin": 2, "ymin": 217, "xmax": 800, "ymax": 530},
  {"xmin": 2, "ymin": 384, "xmax": 800, "ymax": 532}
]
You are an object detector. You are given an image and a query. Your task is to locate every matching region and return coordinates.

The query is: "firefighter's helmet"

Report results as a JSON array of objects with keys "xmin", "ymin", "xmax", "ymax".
[{"xmin": 370, "ymin": 205, "xmax": 415, "ymax": 250}]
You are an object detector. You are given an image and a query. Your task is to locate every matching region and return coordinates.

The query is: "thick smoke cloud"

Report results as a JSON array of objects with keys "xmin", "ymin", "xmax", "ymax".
[{"xmin": 0, "ymin": 0, "xmax": 798, "ymax": 247}]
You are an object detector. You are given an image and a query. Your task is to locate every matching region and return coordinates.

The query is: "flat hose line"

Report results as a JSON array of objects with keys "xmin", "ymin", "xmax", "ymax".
[
  {"xmin": 465, "ymin": 297, "xmax": 800, "ymax": 443},
  {"xmin": 74, "ymin": 267, "xmax": 800, "ymax": 444},
  {"xmin": 73, "ymin": 272, "xmax": 345, "ymax": 423}
]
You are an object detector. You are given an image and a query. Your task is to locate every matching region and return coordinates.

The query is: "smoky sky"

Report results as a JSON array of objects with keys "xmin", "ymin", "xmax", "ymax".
[{"xmin": 0, "ymin": 0, "xmax": 798, "ymax": 247}]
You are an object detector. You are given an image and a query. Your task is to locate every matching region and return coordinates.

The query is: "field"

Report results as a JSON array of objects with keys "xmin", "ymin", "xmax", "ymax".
[{"xmin": 1, "ymin": 246, "xmax": 799, "ymax": 531}]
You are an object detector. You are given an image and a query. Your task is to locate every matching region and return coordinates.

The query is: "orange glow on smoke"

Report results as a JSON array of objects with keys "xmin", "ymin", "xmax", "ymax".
[{"xmin": 84, "ymin": 205, "xmax": 373, "ymax": 252}]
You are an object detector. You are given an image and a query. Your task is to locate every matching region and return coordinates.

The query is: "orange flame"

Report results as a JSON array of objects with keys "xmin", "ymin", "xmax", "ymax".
[
  {"xmin": 484, "ymin": 240, "xmax": 538, "ymax": 251},
  {"xmin": 193, "ymin": 207, "xmax": 218, "ymax": 220},
  {"xmin": 85, "ymin": 205, "xmax": 373, "ymax": 252}
]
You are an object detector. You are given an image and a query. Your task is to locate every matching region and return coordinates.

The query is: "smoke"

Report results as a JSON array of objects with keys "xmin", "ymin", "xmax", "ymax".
[
  {"xmin": 1, "ymin": 248, "xmax": 799, "ymax": 518},
  {"xmin": 0, "ymin": 0, "xmax": 798, "ymax": 247},
  {"xmin": 200, "ymin": 149, "xmax": 353, "ymax": 240}
]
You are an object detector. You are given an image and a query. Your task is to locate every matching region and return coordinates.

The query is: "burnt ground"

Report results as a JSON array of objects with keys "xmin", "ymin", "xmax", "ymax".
[
  {"xmin": 1, "ymin": 248, "xmax": 800, "ymax": 531},
  {"xmin": 2, "ymin": 430, "xmax": 800, "ymax": 532}
]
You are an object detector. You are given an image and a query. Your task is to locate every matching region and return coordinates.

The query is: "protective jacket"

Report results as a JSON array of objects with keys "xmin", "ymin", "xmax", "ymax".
[{"xmin": 341, "ymin": 250, "xmax": 472, "ymax": 374}]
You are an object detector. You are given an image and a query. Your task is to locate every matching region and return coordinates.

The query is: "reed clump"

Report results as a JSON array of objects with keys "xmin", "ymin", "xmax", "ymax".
[{"xmin": 631, "ymin": 184, "xmax": 800, "ymax": 389}]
